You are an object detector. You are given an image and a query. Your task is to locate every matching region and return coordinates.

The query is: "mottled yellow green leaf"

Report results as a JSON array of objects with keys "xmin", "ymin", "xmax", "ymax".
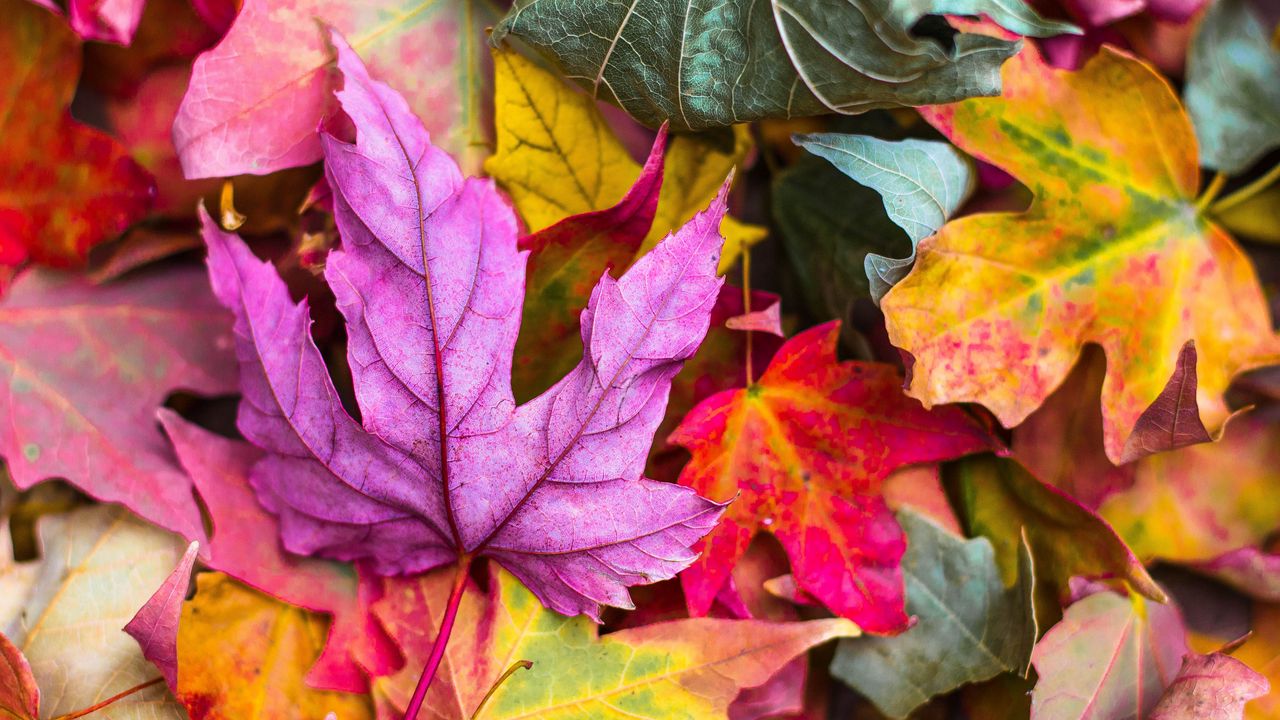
[
  {"xmin": 372, "ymin": 564, "xmax": 856, "ymax": 719},
  {"xmin": 884, "ymin": 44, "xmax": 1280, "ymax": 464},
  {"xmin": 1099, "ymin": 413, "xmax": 1280, "ymax": 563}
]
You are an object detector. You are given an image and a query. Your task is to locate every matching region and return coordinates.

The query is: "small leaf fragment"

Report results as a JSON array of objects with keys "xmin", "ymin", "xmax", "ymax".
[
  {"xmin": 125, "ymin": 540, "xmax": 199, "ymax": 691},
  {"xmin": 0, "ymin": 631, "xmax": 38, "ymax": 720}
]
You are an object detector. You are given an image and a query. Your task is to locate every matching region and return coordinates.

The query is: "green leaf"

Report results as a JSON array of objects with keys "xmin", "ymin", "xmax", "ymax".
[
  {"xmin": 830, "ymin": 510, "xmax": 1037, "ymax": 719},
  {"xmin": 490, "ymin": 0, "xmax": 1072, "ymax": 130},
  {"xmin": 1186, "ymin": 0, "xmax": 1280, "ymax": 174},
  {"xmin": 795, "ymin": 133, "xmax": 974, "ymax": 303}
]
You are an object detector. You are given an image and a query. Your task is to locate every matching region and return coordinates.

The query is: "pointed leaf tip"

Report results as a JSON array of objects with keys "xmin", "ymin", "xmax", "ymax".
[{"xmin": 125, "ymin": 541, "xmax": 200, "ymax": 691}]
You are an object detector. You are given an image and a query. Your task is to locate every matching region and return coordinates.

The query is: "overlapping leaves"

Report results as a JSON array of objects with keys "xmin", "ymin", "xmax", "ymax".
[
  {"xmin": 491, "ymin": 0, "xmax": 1075, "ymax": 130},
  {"xmin": 204, "ymin": 32, "xmax": 728, "ymax": 618},
  {"xmin": 883, "ymin": 39, "xmax": 1280, "ymax": 464}
]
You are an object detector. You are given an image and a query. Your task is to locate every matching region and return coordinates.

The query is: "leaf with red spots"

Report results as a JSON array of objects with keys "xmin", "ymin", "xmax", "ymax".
[
  {"xmin": 883, "ymin": 41, "xmax": 1280, "ymax": 464},
  {"xmin": 671, "ymin": 322, "xmax": 997, "ymax": 634},
  {"xmin": 0, "ymin": 0, "xmax": 153, "ymax": 272}
]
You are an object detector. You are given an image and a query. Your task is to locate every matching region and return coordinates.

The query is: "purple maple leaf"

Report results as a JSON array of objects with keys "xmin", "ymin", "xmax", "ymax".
[{"xmin": 201, "ymin": 32, "xmax": 728, "ymax": 618}]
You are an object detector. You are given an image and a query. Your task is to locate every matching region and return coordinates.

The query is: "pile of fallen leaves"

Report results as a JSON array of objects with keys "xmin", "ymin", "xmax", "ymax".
[{"xmin": 2, "ymin": 0, "xmax": 1280, "ymax": 717}]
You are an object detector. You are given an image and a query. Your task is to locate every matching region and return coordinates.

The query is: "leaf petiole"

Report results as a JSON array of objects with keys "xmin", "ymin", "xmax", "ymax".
[
  {"xmin": 1211, "ymin": 161, "xmax": 1280, "ymax": 214},
  {"xmin": 1196, "ymin": 172, "xmax": 1227, "ymax": 212},
  {"xmin": 404, "ymin": 555, "xmax": 473, "ymax": 720},
  {"xmin": 470, "ymin": 660, "xmax": 534, "ymax": 719},
  {"xmin": 49, "ymin": 677, "xmax": 165, "ymax": 720}
]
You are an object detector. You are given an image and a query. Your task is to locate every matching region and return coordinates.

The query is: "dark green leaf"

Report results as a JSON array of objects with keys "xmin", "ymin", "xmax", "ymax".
[
  {"xmin": 795, "ymin": 133, "xmax": 974, "ymax": 303},
  {"xmin": 772, "ymin": 154, "xmax": 904, "ymax": 324},
  {"xmin": 491, "ymin": 0, "xmax": 1074, "ymax": 130}
]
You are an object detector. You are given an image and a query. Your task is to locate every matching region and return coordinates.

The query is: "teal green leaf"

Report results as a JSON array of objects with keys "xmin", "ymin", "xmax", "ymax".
[
  {"xmin": 924, "ymin": 0, "xmax": 1079, "ymax": 38},
  {"xmin": 830, "ymin": 510, "xmax": 1037, "ymax": 719},
  {"xmin": 795, "ymin": 133, "xmax": 975, "ymax": 303},
  {"xmin": 490, "ymin": 0, "xmax": 1073, "ymax": 130},
  {"xmin": 1186, "ymin": 0, "xmax": 1280, "ymax": 174}
]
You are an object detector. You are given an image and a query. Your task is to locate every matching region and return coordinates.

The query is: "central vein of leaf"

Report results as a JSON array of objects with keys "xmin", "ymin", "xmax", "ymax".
[{"xmin": 390, "ymin": 123, "xmax": 462, "ymax": 550}]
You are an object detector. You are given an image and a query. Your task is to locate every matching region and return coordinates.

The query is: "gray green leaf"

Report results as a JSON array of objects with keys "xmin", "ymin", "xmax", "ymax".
[
  {"xmin": 795, "ymin": 133, "xmax": 975, "ymax": 303},
  {"xmin": 490, "ymin": 0, "xmax": 1074, "ymax": 130},
  {"xmin": 830, "ymin": 510, "xmax": 1037, "ymax": 719},
  {"xmin": 1186, "ymin": 0, "xmax": 1280, "ymax": 174}
]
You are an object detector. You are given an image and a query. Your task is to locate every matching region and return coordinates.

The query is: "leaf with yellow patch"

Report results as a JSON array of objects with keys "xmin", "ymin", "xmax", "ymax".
[
  {"xmin": 1098, "ymin": 412, "xmax": 1280, "ymax": 564},
  {"xmin": 369, "ymin": 564, "xmax": 856, "ymax": 719},
  {"xmin": 176, "ymin": 573, "xmax": 373, "ymax": 720},
  {"xmin": 883, "ymin": 42, "xmax": 1280, "ymax": 464},
  {"xmin": 484, "ymin": 49, "xmax": 762, "ymax": 273}
]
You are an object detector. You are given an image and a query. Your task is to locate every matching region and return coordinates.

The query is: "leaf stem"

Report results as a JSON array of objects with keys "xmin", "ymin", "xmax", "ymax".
[
  {"xmin": 50, "ymin": 677, "xmax": 164, "ymax": 720},
  {"xmin": 470, "ymin": 660, "xmax": 534, "ymax": 719},
  {"xmin": 741, "ymin": 247, "xmax": 754, "ymax": 386},
  {"xmin": 1211, "ymin": 161, "xmax": 1280, "ymax": 214},
  {"xmin": 404, "ymin": 555, "xmax": 473, "ymax": 720},
  {"xmin": 1195, "ymin": 172, "xmax": 1227, "ymax": 212}
]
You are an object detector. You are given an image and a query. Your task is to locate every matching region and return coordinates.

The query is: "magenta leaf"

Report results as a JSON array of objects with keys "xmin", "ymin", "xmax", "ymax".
[
  {"xmin": 0, "ymin": 268, "xmax": 237, "ymax": 544},
  {"xmin": 124, "ymin": 540, "xmax": 199, "ymax": 691},
  {"xmin": 201, "ymin": 32, "xmax": 727, "ymax": 619}
]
